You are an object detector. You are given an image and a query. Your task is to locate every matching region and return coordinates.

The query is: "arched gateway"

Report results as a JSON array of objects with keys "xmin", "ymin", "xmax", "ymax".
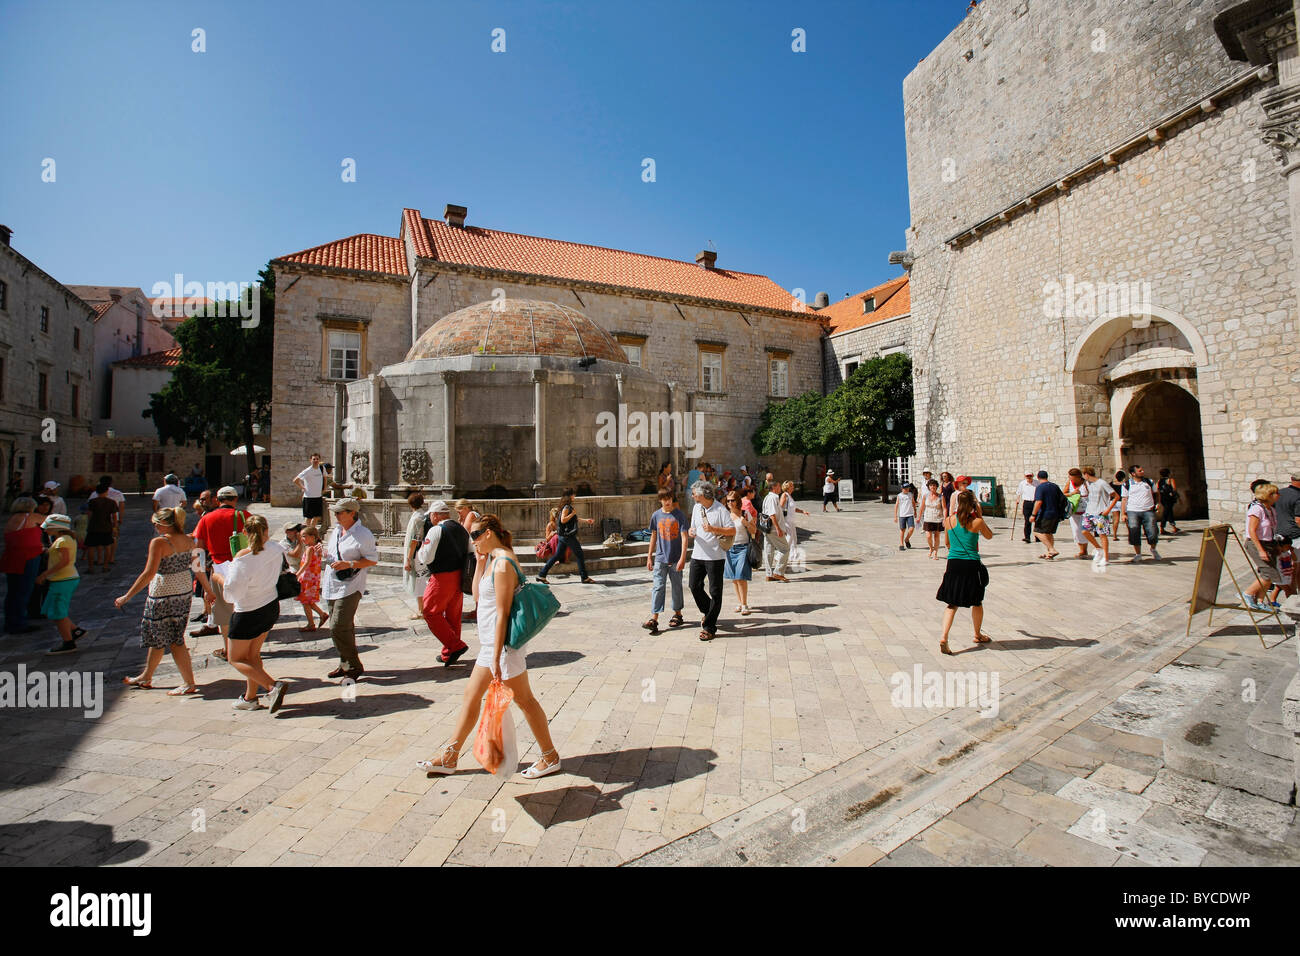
[{"xmin": 1066, "ymin": 306, "xmax": 1210, "ymax": 519}]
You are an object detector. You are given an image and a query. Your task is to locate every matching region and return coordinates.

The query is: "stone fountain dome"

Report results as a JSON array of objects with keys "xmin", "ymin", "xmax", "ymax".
[{"xmin": 405, "ymin": 297, "xmax": 629, "ymax": 364}]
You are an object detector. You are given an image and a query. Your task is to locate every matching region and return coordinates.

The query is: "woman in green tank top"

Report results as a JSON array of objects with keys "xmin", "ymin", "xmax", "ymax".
[{"xmin": 936, "ymin": 490, "xmax": 994, "ymax": 655}]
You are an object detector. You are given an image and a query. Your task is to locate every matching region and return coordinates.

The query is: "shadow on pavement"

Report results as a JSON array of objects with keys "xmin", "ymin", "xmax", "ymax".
[
  {"xmin": 0, "ymin": 820, "xmax": 149, "ymax": 866},
  {"xmin": 515, "ymin": 745, "xmax": 717, "ymax": 828}
]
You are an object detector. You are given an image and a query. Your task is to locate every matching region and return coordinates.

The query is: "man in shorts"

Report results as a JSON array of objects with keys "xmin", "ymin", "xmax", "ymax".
[
  {"xmin": 1030, "ymin": 470, "xmax": 1066, "ymax": 559},
  {"xmin": 190, "ymin": 486, "xmax": 250, "ymax": 658},
  {"xmin": 294, "ymin": 453, "xmax": 328, "ymax": 531}
]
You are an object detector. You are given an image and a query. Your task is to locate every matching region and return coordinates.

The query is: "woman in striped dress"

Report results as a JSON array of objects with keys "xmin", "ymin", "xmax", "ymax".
[{"xmin": 115, "ymin": 506, "xmax": 212, "ymax": 695}]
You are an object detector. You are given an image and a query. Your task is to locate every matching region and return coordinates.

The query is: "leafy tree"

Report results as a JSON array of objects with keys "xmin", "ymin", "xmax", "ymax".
[
  {"xmin": 145, "ymin": 266, "xmax": 275, "ymax": 481},
  {"xmin": 751, "ymin": 390, "xmax": 826, "ymax": 487},
  {"xmin": 818, "ymin": 353, "xmax": 914, "ymax": 497}
]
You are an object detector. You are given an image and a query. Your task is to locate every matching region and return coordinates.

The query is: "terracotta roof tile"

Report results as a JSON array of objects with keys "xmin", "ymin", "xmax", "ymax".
[
  {"xmin": 90, "ymin": 301, "xmax": 113, "ymax": 319},
  {"xmin": 822, "ymin": 275, "xmax": 909, "ymax": 334},
  {"xmin": 113, "ymin": 346, "xmax": 182, "ymax": 369},
  {"xmin": 275, "ymin": 210, "xmax": 813, "ymax": 316},
  {"xmin": 277, "ymin": 234, "xmax": 409, "ymax": 277}
]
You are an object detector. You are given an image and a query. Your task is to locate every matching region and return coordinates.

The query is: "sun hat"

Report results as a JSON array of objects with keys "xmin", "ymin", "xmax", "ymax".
[
  {"xmin": 330, "ymin": 498, "xmax": 360, "ymax": 514},
  {"xmin": 427, "ymin": 500, "xmax": 450, "ymax": 514},
  {"xmin": 41, "ymin": 514, "xmax": 71, "ymax": 532},
  {"xmin": 43, "ymin": 480, "xmax": 60, "ymax": 490},
  {"xmin": 216, "ymin": 485, "xmax": 239, "ymax": 499}
]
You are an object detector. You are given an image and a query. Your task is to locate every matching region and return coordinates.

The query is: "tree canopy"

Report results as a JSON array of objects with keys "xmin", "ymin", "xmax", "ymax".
[
  {"xmin": 751, "ymin": 390, "xmax": 826, "ymax": 485},
  {"xmin": 145, "ymin": 265, "xmax": 275, "ymax": 473},
  {"xmin": 818, "ymin": 352, "xmax": 915, "ymax": 463}
]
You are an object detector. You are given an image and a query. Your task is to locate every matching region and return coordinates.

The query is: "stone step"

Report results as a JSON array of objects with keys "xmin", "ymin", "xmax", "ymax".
[
  {"xmin": 1161, "ymin": 656, "xmax": 1298, "ymax": 805},
  {"xmin": 1247, "ymin": 661, "xmax": 1299, "ymax": 761}
]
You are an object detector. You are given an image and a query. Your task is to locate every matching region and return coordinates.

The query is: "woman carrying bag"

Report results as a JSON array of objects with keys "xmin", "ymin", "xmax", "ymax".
[{"xmin": 417, "ymin": 514, "xmax": 562, "ymax": 779}]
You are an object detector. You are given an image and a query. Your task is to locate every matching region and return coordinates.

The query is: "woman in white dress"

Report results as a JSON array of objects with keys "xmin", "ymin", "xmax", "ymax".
[
  {"xmin": 416, "ymin": 513, "xmax": 561, "ymax": 779},
  {"xmin": 401, "ymin": 493, "xmax": 428, "ymax": 619}
]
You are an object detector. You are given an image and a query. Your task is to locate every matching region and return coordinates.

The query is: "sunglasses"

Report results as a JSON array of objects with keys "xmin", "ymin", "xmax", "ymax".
[{"xmin": 470, "ymin": 527, "xmax": 489, "ymax": 540}]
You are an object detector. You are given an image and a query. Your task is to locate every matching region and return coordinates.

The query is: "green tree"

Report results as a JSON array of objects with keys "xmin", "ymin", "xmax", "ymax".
[
  {"xmin": 145, "ymin": 266, "xmax": 275, "ymax": 483},
  {"xmin": 751, "ymin": 390, "xmax": 826, "ymax": 488},
  {"xmin": 819, "ymin": 353, "xmax": 914, "ymax": 498}
]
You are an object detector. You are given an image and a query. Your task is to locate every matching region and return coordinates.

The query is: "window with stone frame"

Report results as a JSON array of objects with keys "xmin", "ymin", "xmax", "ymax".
[
  {"xmin": 71, "ymin": 383, "xmax": 79, "ymax": 417},
  {"xmin": 327, "ymin": 329, "xmax": 362, "ymax": 380},
  {"xmin": 768, "ymin": 354, "xmax": 789, "ymax": 397},
  {"xmin": 38, "ymin": 372, "xmax": 48, "ymax": 410},
  {"xmin": 39, "ymin": 306, "xmax": 50, "ymax": 334},
  {"xmin": 699, "ymin": 346, "xmax": 724, "ymax": 393},
  {"xmin": 615, "ymin": 335, "xmax": 646, "ymax": 368},
  {"xmin": 0, "ymin": 280, "xmax": 7, "ymax": 311}
]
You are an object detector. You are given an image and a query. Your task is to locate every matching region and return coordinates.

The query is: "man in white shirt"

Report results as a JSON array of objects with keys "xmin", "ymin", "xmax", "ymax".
[
  {"xmin": 88, "ymin": 475, "xmax": 126, "ymax": 565},
  {"xmin": 415, "ymin": 500, "xmax": 471, "ymax": 666},
  {"xmin": 152, "ymin": 473, "xmax": 187, "ymax": 512},
  {"xmin": 294, "ymin": 453, "xmax": 327, "ymax": 531},
  {"xmin": 1120, "ymin": 464, "xmax": 1160, "ymax": 562},
  {"xmin": 320, "ymin": 498, "xmax": 379, "ymax": 679},
  {"xmin": 40, "ymin": 480, "xmax": 68, "ymax": 517},
  {"xmin": 687, "ymin": 480, "xmax": 733, "ymax": 641},
  {"xmin": 1015, "ymin": 471, "xmax": 1038, "ymax": 543},
  {"xmin": 762, "ymin": 484, "xmax": 790, "ymax": 581}
]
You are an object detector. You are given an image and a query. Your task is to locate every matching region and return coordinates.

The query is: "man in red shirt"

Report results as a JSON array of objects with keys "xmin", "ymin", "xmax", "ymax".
[{"xmin": 189, "ymin": 486, "xmax": 250, "ymax": 657}]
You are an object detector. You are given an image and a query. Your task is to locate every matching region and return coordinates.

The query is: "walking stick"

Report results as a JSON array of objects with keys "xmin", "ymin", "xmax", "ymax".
[{"xmin": 1008, "ymin": 492, "xmax": 1021, "ymax": 539}]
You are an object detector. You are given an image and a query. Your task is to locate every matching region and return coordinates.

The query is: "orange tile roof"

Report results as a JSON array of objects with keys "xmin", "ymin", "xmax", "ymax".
[
  {"xmin": 90, "ymin": 301, "xmax": 113, "ymax": 319},
  {"xmin": 113, "ymin": 346, "xmax": 182, "ymax": 369},
  {"xmin": 821, "ymin": 275, "xmax": 909, "ymax": 334},
  {"xmin": 277, "ymin": 234, "xmax": 409, "ymax": 277},
  {"xmin": 277, "ymin": 210, "xmax": 814, "ymax": 316}
]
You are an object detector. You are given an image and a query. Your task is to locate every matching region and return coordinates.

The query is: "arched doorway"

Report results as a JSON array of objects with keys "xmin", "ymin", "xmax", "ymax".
[
  {"xmin": 1065, "ymin": 306, "xmax": 1209, "ymax": 519},
  {"xmin": 1118, "ymin": 381, "xmax": 1207, "ymax": 519}
]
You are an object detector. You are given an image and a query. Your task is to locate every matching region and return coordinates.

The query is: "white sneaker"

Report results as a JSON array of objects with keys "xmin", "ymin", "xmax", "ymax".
[
  {"xmin": 1150, "ymin": 547, "xmax": 1161, "ymax": 561},
  {"xmin": 232, "ymin": 695, "xmax": 263, "ymax": 711},
  {"xmin": 1131, "ymin": 553, "xmax": 1143, "ymax": 563}
]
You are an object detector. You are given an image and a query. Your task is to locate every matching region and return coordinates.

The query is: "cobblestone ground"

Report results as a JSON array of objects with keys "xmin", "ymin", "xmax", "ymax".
[{"xmin": 0, "ymin": 495, "xmax": 1295, "ymax": 866}]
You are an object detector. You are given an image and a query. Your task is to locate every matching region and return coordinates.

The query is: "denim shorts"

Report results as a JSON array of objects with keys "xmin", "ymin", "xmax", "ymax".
[{"xmin": 898, "ymin": 516, "xmax": 915, "ymax": 530}]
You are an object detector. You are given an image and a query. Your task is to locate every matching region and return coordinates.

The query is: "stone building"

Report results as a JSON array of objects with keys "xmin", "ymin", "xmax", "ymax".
[
  {"xmin": 0, "ymin": 225, "xmax": 96, "ymax": 492},
  {"xmin": 897, "ymin": 0, "xmax": 1297, "ymax": 523},
  {"xmin": 268, "ymin": 206, "xmax": 825, "ymax": 505}
]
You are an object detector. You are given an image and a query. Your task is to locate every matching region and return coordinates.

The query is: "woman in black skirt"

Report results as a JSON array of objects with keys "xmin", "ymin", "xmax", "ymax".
[{"xmin": 936, "ymin": 489, "xmax": 993, "ymax": 655}]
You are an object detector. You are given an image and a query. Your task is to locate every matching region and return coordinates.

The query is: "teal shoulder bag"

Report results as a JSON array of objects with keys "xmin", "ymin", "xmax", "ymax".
[{"xmin": 496, "ymin": 555, "xmax": 560, "ymax": 649}]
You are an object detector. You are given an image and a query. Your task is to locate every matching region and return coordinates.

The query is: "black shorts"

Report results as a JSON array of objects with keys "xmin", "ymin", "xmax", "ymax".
[
  {"xmin": 228, "ymin": 599, "xmax": 280, "ymax": 640},
  {"xmin": 1034, "ymin": 516, "xmax": 1060, "ymax": 535},
  {"xmin": 923, "ymin": 521, "xmax": 943, "ymax": 533},
  {"xmin": 302, "ymin": 497, "xmax": 324, "ymax": 519},
  {"xmin": 85, "ymin": 531, "xmax": 114, "ymax": 547},
  {"xmin": 822, "ymin": 493, "xmax": 836, "ymax": 504}
]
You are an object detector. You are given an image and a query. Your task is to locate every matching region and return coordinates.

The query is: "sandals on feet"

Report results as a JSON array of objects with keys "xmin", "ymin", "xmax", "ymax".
[
  {"xmin": 669, "ymin": 612, "xmax": 684, "ymax": 628},
  {"xmin": 167, "ymin": 684, "xmax": 200, "ymax": 696},
  {"xmin": 698, "ymin": 630, "xmax": 714, "ymax": 642},
  {"xmin": 973, "ymin": 633, "xmax": 992, "ymax": 644},
  {"xmin": 641, "ymin": 618, "xmax": 659, "ymax": 634},
  {"xmin": 212, "ymin": 647, "xmax": 227, "ymax": 661},
  {"xmin": 122, "ymin": 676, "xmax": 153, "ymax": 689},
  {"xmin": 521, "ymin": 749, "xmax": 562, "ymax": 779},
  {"xmin": 417, "ymin": 745, "xmax": 460, "ymax": 776}
]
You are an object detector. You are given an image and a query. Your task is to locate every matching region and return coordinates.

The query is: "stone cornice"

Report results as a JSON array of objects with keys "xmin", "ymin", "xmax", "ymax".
[
  {"xmin": 269, "ymin": 258, "xmax": 410, "ymax": 286},
  {"xmin": 1261, "ymin": 82, "xmax": 1300, "ymax": 166},
  {"xmin": 1, "ymin": 243, "xmax": 98, "ymax": 319},
  {"xmin": 1214, "ymin": 0, "xmax": 1297, "ymax": 66}
]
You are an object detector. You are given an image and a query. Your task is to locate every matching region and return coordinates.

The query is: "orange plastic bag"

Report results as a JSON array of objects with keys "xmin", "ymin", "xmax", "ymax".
[{"xmin": 473, "ymin": 678, "xmax": 517, "ymax": 775}]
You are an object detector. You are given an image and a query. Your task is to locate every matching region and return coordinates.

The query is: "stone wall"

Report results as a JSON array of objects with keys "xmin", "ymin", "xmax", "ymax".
[
  {"xmin": 903, "ymin": 0, "xmax": 1296, "ymax": 522},
  {"xmin": 0, "ymin": 243, "xmax": 95, "ymax": 493}
]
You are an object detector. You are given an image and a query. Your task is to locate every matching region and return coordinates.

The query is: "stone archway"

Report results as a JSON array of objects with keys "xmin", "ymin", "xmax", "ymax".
[{"xmin": 1118, "ymin": 381, "xmax": 1208, "ymax": 519}]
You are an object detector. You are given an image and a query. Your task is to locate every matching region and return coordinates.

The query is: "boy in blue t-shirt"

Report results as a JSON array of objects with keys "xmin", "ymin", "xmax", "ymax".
[{"xmin": 643, "ymin": 490, "xmax": 688, "ymax": 635}]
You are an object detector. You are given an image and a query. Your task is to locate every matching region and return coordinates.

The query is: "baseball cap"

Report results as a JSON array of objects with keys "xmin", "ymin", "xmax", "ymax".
[
  {"xmin": 216, "ymin": 485, "xmax": 239, "ymax": 499},
  {"xmin": 164, "ymin": 473, "xmax": 179, "ymax": 483},
  {"xmin": 955, "ymin": 475, "xmax": 971, "ymax": 485},
  {"xmin": 283, "ymin": 522, "xmax": 304, "ymax": 533},
  {"xmin": 330, "ymin": 498, "xmax": 359, "ymax": 514},
  {"xmin": 427, "ymin": 500, "xmax": 450, "ymax": 514},
  {"xmin": 42, "ymin": 480, "xmax": 60, "ymax": 490}
]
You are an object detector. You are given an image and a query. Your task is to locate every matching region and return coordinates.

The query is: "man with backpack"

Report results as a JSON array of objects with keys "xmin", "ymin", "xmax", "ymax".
[
  {"xmin": 1029, "ymin": 470, "xmax": 1066, "ymax": 560},
  {"xmin": 190, "ymin": 486, "xmax": 251, "ymax": 658},
  {"xmin": 1120, "ymin": 464, "xmax": 1161, "ymax": 562},
  {"xmin": 415, "ymin": 500, "xmax": 471, "ymax": 666}
]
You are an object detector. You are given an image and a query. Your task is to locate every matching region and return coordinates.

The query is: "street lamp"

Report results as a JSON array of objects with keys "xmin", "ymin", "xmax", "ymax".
[{"xmin": 881, "ymin": 416, "xmax": 895, "ymax": 502}]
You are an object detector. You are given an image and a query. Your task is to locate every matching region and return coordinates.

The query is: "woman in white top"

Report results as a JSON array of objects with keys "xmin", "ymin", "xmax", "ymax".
[
  {"xmin": 1065, "ymin": 468, "xmax": 1091, "ymax": 559},
  {"xmin": 401, "ymin": 492, "xmax": 429, "ymax": 619},
  {"xmin": 781, "ymin": 480, "xmax": 809, "ymax": 551},
  {"xmin": 1079, "ymin": 466, "xmax": 1117, "ymax": 567},
  {"xmin": 417, "ymin": 514, "xmax": 562, "ymax": 779},
  {"xmin": 822, "ymin": 470, "xmax": 841, "ymax": 513},
  {"xmin": 214, "ymin": 515, "xmax": 287, "ymax": 713},
  {"xmin": 723, "ymin": 488, "xmax": 757, "ymax": 615},
  {"xmin": 920, "ymin": 479, "xmax": 945, "ymax": 559}
]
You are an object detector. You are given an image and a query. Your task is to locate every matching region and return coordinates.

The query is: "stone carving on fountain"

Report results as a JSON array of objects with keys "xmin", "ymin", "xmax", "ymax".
[
  {"xmin": 568, "ymin": 447, "xmax": 599, "ymax": 481},
  {"xmin": 350, "ymin": 450, "xmax": 370, "ymax": 485},
  {"xmin": 637, "ymin": 448, "xmax": 659, "ymax": 478},
  {"xmin": 480, "ymin": 446, "xmax": 513, "ymax": 484},
  {"xmin": 399, "ymin": 448, "xmax": 431, "ymax": 485}
]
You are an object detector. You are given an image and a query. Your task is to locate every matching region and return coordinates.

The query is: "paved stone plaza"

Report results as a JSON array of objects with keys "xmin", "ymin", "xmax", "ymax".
[{"xmin": 0, "ymin": 495, "xmax": 1296, "ymax": 867}]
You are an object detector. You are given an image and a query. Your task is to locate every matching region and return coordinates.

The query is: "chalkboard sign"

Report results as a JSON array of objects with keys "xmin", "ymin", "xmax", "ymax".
[{"xmin": 838, "ymin": 479, "xmax": 854, "ymax": 502}]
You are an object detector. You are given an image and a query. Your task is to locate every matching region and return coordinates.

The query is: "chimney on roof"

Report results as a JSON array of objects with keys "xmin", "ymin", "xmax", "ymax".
[
  {"xmin": 695, "ymin": 250, "xmax": 717, "ymax": 270},
  {"xmin": 814, "ymin": 291, "xmax": 829, "ymax": 309},
  {"xmin": 0, "ymin": 225, "xmax": 11, "ymax": 247},
  {"xmin": 444, "ymin": 204, "xmax": 467, "ymax": 229},
  {"xmin": 109, "ymin": 289, "xmax": 122, "ymax": 302}
]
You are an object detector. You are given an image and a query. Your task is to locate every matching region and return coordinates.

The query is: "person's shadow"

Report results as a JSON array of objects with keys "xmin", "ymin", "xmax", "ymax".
[{"xmin": 515, "ymin": 746, "xmax": 717, "ymax": 828}]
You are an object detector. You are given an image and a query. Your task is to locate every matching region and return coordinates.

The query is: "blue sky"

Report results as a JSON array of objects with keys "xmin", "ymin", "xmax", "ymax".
[{"xmin": 1, "ymin": 0, "xmax": 965, "ymax": 305}]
